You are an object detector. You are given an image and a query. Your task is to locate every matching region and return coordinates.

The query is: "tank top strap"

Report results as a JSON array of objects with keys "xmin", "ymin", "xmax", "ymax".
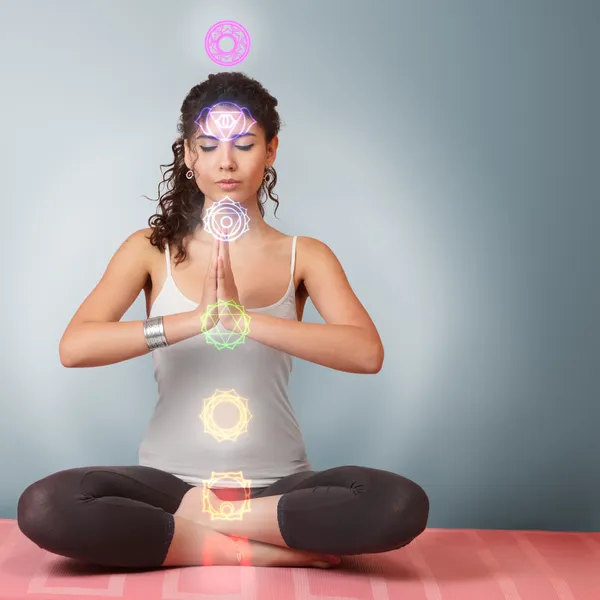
[
  {"xmin": 290, "ymin": 236, "xmax": 298, "ymax": 278},
  {"xmin": 164, "ymin": 243, "xmax": 172, "ymax": 278}
]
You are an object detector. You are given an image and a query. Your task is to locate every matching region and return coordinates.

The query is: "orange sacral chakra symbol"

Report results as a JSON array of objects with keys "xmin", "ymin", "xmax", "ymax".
[{"xmin": 202, "ymin": 472, "xmax": 252, "ymax": 521}]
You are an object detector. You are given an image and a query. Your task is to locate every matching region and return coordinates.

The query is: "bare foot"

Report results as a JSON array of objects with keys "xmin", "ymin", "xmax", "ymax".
[
  {"xmin": 244, "ymin": 539, "xmax": 341, "ymax": 569},
  {"xmin": 175, "ymin": 488, "xmax": 342, "ymax": 569}
]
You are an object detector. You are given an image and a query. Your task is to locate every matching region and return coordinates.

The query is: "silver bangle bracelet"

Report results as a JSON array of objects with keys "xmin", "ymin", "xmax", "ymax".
[{"xmin": 144, "ymin": 316, "xmax": 169, "ymax": 350}]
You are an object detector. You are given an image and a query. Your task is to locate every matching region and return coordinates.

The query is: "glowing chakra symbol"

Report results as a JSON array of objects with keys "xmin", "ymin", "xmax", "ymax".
[
  {"xmin": 195, "ymin": 102, "xmax": 256, "ymax": 142},
  {"xmin": 200, "ymin": 389, "xmax": 253, "ymax": 442},
  {"xmin": 203, "ymin": 197, "xmax": 251, "ymax": 243},
  {"xmin": 201, "ymin": 299, "xmax": 251, "ymax": 350},
  {"xmin": 204, "ymin": 21, "xmax": 251, "ymax": 67},
  {"xmin": 201, "ymin": 472, "xmax": 252, "ymax": 521}
]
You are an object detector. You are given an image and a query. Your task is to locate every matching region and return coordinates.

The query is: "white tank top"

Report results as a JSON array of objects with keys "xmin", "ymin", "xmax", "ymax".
[{"xmin": 138, "ymin": 235, "xmax": 313, "ymax": 487}]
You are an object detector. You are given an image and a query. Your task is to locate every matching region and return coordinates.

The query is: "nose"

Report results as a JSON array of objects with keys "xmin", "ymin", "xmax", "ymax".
[{"xmin": 218, "ymin": 144, "xmax": 237, "ymax": 171}]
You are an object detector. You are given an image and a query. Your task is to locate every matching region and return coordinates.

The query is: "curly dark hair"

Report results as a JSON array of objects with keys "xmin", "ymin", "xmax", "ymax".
[{"xmin": 144, "ymin": 72, "xmax": 282, "ymax": 266}]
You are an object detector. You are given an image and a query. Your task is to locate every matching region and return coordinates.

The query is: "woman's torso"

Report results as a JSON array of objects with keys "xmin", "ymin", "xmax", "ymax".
[{"xmin": 137, "ymin": 227, "xmax": 314, "ymax": 487}]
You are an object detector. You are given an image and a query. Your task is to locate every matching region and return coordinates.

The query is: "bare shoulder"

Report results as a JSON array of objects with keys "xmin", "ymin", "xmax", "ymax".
[
  {"xmin": 133, "ymin": 226, "xmax": 160, "ymax": 257},
  {"xmin": 295, "ymin": 236, "xmax": 341, "ymax": 281},
  {"xmin": 134, "ymin": 226, "xmax": 154, "ymax": 245},
  {"xmin": 296, "ymin": 235, "xmax": 337, "ymax": 259},
  {"xmin": 123, "ymin": 227, "xmax": 150, "ymax": 243},
  {"xmin": 120, "ymin": 227, "xmax": 160, "ymax": 280},
  {"xmin": 296, "ymin": 235, "xmax": 331, "ymax": 253}
]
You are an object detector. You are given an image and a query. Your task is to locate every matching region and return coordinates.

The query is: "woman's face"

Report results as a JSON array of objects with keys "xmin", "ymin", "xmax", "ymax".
[{"xmin": 184, "ymin": 109, "xmax": 278, "ymax": 205}]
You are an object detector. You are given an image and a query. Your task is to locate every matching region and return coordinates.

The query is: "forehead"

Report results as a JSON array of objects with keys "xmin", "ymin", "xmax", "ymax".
[{"xmin": 194, "ymin": 102, "xmax": 260, "ymax": 141}]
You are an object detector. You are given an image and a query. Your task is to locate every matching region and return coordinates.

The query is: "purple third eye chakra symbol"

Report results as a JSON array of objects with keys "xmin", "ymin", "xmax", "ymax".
[
  {"xmin": 195, "ymin": 102, "xmax": 257, "ymax": 142},
  {"xmin": 205, "ymin": 21, "xmax": 251, "ymax": 67}
]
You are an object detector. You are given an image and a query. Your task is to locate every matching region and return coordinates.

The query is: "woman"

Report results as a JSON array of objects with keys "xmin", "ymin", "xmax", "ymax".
[{"xmin": 17, "ymin": 72, "xmax": 429, "ymax": 571}]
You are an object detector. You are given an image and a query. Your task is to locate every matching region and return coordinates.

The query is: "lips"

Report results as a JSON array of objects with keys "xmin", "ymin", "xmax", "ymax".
[
  {"xmin": 217, "ymin": 179, "xmax": 240, "ymax": 184},
  {"xmin": 216, "ymin": 181, "xmax": 241, "ymax": 190}
]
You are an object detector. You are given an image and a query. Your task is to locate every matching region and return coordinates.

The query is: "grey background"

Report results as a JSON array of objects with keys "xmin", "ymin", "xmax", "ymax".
[{"xmin": 0, "ymin": 0, "xmax": 598, "ymax": 531}]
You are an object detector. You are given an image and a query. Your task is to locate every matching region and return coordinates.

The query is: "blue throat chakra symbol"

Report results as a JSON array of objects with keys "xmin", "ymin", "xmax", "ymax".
[
  {"xmin": 195, "ymin": 102, "xmax": 256, "ymax": 142},
  {"xmin": 204, "ymin": 197, "xmax": 250, "ymax": 242}
]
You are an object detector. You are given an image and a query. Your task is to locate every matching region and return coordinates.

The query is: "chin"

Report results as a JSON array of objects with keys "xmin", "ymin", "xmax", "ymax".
[{"xmin": 217, "ymin": 193, "xmax": 253, "ymax": 203}]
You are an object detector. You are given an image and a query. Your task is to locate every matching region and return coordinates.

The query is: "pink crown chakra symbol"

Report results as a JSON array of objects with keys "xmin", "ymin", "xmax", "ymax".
[
  {"xmin": 205, "ymin": 21, "xmax": 251, "ymax": 67},
  {"xmin": 195, "ymin": 102, "xmax": 257, "ymax": 142}
]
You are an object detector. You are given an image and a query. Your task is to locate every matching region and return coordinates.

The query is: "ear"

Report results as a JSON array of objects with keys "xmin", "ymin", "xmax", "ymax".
[
  {"xmin": 267, "ymin": 135, "xmax": 279, "ymax": 164},
  {"xmin": 183, "ymin": 138, "xmax": 191, "ymax": 170}
]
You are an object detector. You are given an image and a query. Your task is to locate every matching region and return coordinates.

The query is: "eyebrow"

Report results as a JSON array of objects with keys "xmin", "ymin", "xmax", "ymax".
[{"xmin": 195, "ymin": 132, "xmax": 256, "ymax": 141}]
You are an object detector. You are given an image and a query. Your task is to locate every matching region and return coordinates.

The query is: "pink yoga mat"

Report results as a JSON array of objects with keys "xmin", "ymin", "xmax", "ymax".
[{"xmin": 0, "ymin": 520, "xmax": 598, "ymax": 599}]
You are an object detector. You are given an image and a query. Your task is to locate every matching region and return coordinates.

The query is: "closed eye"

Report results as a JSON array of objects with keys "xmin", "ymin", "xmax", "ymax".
[{"xmin": 201, "ymin": 144, "xmax": 254, "ymax": 152}]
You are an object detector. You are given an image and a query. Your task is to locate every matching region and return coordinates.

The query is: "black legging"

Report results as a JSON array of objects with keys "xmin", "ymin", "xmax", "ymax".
[{"xmin": 16, "ymin": 464, "xmax": 429, "ymax": 569}]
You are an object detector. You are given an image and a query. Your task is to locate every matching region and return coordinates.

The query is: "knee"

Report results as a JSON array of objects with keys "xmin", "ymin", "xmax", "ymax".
[
  {"xmin": 402, "ymin": 480, "xmax": 430, "ymax": 538},
  {"xmin": 17, "ymin": 482, "xmax": 51, "ymax": 542},
  {"xmin": 381, "ymin": 479, "xmax": 430, "ymax": 549},
  {"xmin": 17, "ymin": 477, "xmax": 66, "ymax": 550}
]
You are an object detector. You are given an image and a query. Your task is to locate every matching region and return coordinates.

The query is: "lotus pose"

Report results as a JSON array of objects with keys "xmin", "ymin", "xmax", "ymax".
[{"xmin": 17, "ymin": 72, "xmax": 429, "ymax": 570}]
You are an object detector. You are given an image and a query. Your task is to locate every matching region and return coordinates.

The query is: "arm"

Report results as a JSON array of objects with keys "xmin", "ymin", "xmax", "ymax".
[
  {"xmin": 59, "ymin": 229, "xmax": 200, "ymax": 368},
  {"xmin": 241, "ymin": 237, "xmax": 384, "ymax": 374},
  {"xmin": 62, "ymin": 313, "xmax": 200, "ymax": 368}
]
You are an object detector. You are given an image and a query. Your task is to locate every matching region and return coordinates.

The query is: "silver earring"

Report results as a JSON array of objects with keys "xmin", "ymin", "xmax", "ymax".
[{"xmin": 186, "ymin": 169, "xmax": 194, "ymax": 180}]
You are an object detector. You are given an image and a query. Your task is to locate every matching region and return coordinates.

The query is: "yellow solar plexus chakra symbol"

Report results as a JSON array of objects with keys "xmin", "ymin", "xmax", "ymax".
[
  {"xmin": 201, "ymin": 299, "xmax": 251, "ymax": 350},
  {"xmin": 200, "ymin": 389, "xmax": 253, "ymax": 442},
  {"xmin": 202, "ymin": 472, "xmax": 252, "ymax": 521}
]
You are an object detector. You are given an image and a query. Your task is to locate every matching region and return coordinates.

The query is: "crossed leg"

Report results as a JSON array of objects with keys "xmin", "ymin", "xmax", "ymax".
[{"xmin": 175, "ymin": 465, "xmax": 430, "ymax": 556}]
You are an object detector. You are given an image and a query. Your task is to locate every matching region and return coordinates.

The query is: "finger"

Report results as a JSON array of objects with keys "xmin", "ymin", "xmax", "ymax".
[
  {"xmin": 217, "ymin": 257, "xmax": 225, "ymax": 300},
  {"xmin": 206, "ymin": 238, "xmax": 218, "ymax": 282},
  {"xmin": 209, "ymin": 253, "xmax": 218, "ymax": 279},
  {"xmin": 222, "ymin": 228, "xmax": 231, "ymax": 264}
]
